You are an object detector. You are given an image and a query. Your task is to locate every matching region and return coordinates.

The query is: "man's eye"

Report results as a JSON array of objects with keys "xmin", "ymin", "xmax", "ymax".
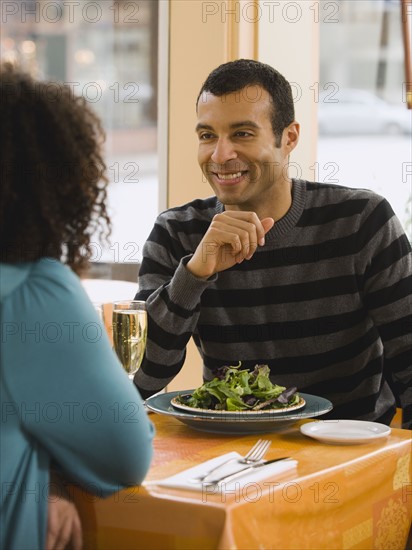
[
  {"xmin": 235, "ymin": 131, "xmax": 252, "ymax": 137},
  {"xmin": 199, "ymin": 133, "xmax": 214, "ymax": 140}
]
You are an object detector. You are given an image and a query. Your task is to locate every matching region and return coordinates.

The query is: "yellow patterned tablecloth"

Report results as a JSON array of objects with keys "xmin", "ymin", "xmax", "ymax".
[{"xmin": 72, "ymin": 414, "xmax": 412, "ymax": 549}]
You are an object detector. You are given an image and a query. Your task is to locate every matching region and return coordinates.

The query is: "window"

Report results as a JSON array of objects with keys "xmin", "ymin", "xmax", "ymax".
[
  {"xmin": 1, "ymin": 0, "xmax": 160, "ymax": 273},
  {"xmin": 318, "ymin": 0, "xmax": 412, "ymax": 240}
]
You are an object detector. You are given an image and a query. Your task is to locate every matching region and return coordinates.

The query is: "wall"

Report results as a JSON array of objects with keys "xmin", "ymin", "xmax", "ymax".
[
  {"xmin": 166, "ymin": 0, "xmax": 227, "ymax": 391},
  {"xmin": 258, "ymin": 0, "xmax": 319, "ymax": 179}
]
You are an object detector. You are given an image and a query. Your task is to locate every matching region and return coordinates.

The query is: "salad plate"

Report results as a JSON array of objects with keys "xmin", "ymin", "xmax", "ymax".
[
  {"xmin": 300, "ymin": 420, "xmax": 391, "ymax": 444},
  {"xmin": 145, "ymin": 391, "xmax": 333, "ymax": 434},
  {"xmin": 171, "ymin": 394, "xmax": 306, "ymax": 416}
]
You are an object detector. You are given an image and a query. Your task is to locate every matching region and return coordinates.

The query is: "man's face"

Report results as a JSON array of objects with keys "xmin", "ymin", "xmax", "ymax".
[{"xmin": 196, "ymin": 86, "xmax": 292, "ymax": 212}]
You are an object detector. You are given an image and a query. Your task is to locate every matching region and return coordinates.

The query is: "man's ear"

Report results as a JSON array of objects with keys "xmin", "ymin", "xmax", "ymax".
[{"xmin": 283, "ymin": 122, "xmax": 300, "ymax": 153}]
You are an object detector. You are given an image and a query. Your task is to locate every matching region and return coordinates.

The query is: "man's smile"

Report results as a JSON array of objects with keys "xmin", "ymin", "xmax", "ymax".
[
  {"xmin": 211, "ymin": 169, "xmax": 249, "ymax": 184},
  {"xmin": 217, "ymin": 171, "xmax": 243, "ymax": 180}
]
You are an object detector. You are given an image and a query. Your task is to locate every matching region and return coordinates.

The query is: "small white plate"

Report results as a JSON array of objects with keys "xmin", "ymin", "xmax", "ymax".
[{"xmin": 300, "ymin": 420, "xmax": 391, "ymax": 444}]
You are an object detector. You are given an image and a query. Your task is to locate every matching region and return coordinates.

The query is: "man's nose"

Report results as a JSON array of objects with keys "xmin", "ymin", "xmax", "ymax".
[{"xmin": 210, "ymin": 137, "xmax": 237, "ymax": 164}]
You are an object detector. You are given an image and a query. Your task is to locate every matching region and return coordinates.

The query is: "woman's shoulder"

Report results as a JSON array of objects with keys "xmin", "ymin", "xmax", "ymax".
[
  {"xmin": 0, "ymin": 258, "xmax": 83, "ymax": 307},
  {"xmin": 30, "ymin": 258, "xmax": 79, "ymax": 289}
]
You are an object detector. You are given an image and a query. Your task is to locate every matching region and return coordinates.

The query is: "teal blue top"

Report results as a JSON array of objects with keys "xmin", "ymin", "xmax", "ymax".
[{"xmin": 0, "ymin": 259, "xmax": 154, "ymax": 549}]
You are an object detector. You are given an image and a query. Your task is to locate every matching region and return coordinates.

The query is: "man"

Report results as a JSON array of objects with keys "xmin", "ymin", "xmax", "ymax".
[{"xmin": 134, "ymin": 59, "xmax": 411, "ymax": 428}]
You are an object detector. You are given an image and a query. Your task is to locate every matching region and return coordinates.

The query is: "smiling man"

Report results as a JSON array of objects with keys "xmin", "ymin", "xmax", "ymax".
[
  {"xmin": 188, "ymin": 84, "xmax": 296, "ymax": 278},
  {"xmin": 134, "ymin": 59, "xmax": 411, "ymax": 429}
]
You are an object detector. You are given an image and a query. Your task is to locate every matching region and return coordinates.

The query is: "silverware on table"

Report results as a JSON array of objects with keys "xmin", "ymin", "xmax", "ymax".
[
  {"xmin": 202, "ymin": 456, "xmax": 292, "ymax": 486},
  {"xmin": 190, "ymin": 439, "xmax": 271, "ymax": 483}
]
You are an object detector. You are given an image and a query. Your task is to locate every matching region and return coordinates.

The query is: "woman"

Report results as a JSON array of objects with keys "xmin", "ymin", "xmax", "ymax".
[{"xmin": 0, "ymin": 63, "xmax": 154, "ymax": 549}]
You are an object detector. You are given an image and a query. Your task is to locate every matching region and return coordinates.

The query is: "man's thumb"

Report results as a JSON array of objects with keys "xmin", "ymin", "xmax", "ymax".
[{"xmin": 261, "ymin": 217, "xmax": 275, "ymax": 234}]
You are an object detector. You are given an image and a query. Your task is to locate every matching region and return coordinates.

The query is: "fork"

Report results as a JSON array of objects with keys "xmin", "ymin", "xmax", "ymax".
[{"xmin": 190, "ymin": 439, "xmax": 271, "ymax": 483}]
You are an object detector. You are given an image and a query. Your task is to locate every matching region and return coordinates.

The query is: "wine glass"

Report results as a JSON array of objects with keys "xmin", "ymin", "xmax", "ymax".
[{"xmin": 112, "ymin": 300, "xmax": 147, "ymax": 379}]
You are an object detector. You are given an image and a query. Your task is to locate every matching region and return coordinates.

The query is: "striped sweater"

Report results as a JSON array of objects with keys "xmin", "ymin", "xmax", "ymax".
[{"xmin": 134, "ymin": 180, "xmax": 412, "ymax": 428}]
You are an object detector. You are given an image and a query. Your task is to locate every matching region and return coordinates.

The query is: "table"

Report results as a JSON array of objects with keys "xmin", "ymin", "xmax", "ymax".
[{"xmin": 72, "ymin": 413, "xmax": 412, "ymax": 549}]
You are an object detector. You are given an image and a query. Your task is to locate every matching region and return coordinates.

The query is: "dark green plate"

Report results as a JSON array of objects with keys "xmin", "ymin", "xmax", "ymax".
[{"xmin": 145, "ymin": 390, "xmax": 333, "ymax": 434}]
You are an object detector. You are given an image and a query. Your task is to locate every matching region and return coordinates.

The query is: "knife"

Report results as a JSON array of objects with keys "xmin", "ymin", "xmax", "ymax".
[{"xmin": 203, "ymin": 457, "xmax": 292, "ymax": 486}]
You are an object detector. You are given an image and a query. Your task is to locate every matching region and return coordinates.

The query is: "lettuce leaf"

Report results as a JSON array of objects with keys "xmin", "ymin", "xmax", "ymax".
[{"xmin": 179, "ymin": 363, "xmax": 299, "ymax": 411}]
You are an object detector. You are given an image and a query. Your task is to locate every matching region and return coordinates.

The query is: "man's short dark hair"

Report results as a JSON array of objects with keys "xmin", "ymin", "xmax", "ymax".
[{"xmin": 196, "ymin": 59, "xmax": 295, "ymax": 147}]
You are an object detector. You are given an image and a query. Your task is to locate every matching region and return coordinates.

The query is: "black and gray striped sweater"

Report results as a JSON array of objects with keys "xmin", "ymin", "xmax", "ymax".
[{"xmin": 134, "ymin": 180, "xmax": 412, "ymax": 428}]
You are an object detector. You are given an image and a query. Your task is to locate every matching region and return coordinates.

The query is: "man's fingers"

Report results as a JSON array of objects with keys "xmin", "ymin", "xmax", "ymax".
[
  {"xmin": 188, "ymin": 211, "xmax": 274, "ymax": 278},
  {"xmin": 209, "ymin": 212, "xmax": 273, "ymax": 261},
  {"xmin": 211, "ymin": 216, "xmax": 259, "ymax": 255},
  {"xmin": 214, "ymin": 211, "xmax": 273, "ymax": 248},
  {"xmin": 209, "ymin": 228, "xmax": 243, "ymax": 255},
  {"xmin": 209, "ymin": 224, "xmax": 257, "ymax": 260}
]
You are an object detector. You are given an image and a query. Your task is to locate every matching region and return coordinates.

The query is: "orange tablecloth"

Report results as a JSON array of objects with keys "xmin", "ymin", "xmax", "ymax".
[{"xmin": 72, "ymin": 414, "xmax": 412, "ymax": 549}]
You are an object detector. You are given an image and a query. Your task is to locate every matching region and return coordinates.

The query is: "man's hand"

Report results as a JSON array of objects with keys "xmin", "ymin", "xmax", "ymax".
[
  {"xmin": 46, "ymin": 472, "xmax": 82, "ymax": 550},
  {"xmin": 187, "ymin": 211, "xmax": 274, "ymax": 278}
]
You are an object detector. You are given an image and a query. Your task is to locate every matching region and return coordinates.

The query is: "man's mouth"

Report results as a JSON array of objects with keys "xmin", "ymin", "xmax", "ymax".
[
  {"xmin": 217, "ymin": 171, "xmax": 243, "ymax": 180},
  {"xmin": 211, "ymin": 170, "xmax": 248, "ymax": 183}
]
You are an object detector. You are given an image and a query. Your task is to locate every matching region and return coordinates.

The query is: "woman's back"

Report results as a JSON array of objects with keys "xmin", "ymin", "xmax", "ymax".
[{"xmin": 1, "ymin": 259, "xmax": 154, "ymax": 549}]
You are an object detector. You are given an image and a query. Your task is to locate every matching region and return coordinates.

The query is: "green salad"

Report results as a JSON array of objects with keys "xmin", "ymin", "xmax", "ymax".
[{"xmin": 177, "ymin": 363, "xmax": 300, "ymax": 412}]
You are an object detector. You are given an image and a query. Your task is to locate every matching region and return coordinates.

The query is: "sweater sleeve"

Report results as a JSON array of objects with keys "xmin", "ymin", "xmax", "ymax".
[
  {"xmin": 133, "ymin": 214, "xmax": 216, "ymax": 397},
  {"xmin": 359, "ymin": 198, "xmax": 412, "ymax": 429},
  {"xmin": 2, "ymin": 260, "xmax": 154, "ymax": 496}
]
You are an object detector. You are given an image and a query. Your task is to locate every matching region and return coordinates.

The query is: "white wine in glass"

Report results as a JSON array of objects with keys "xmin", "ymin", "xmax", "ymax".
[{"xmin": 112, "ymin": 301, "xmax": 147, "ymax": 379}]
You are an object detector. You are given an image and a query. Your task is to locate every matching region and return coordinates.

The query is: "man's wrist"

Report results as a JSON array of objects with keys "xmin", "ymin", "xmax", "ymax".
[{"xmin": 186, "ymin": 257, "xmax": 212, "ymax": 279}]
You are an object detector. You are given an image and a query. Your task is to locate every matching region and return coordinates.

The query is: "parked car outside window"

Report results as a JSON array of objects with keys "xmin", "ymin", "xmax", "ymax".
[{"xmin": 318, "ymin": 89, "xmax": 412, "ymax": 135}]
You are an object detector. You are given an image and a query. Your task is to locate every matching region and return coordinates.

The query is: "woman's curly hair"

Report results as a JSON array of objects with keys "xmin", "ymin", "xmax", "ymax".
[{"xmin": 0, "ymin": 63, "xmax": 111, "ymax": 274}]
